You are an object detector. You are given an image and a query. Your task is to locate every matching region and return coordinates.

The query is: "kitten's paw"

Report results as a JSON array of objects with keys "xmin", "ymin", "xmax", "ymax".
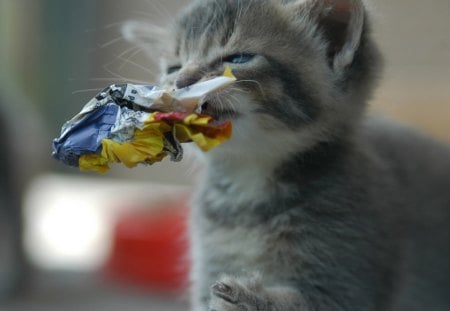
[
  {"xmin": 211, "ymin": 281, "xmax": 238, "ymax": 304},
  {"xmin": 208, "ymin": 275, "xmax": 266, "ymax": 311}
]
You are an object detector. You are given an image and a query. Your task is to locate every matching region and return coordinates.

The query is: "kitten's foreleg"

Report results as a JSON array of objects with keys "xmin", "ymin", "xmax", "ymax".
[{"xmin": 208, "ymin": 275, "xmax": 306, "ymax": 311}]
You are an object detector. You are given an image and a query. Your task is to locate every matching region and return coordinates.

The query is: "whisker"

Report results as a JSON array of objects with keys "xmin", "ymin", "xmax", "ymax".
[
  {"xmin": 184, "ymin": 158, "xmax": 200, "ymax": 178},
  {"xmin": 143, "ymin": 0, "xmax": 175, "ymax": 26},
  {"xmin": 117, "ymin": 44, "xmax": 142, "ymax": 58},
  {"xmin": 223, "ymin": 97, "xmax": 238, "ymax": 116},
  {"xmin": 213, "ymin": 94, "xmax": 223, "ymax": 115},
  {"xmin": 103, "ymin": 65, "xmax": 126, "ymax": 80},
  {"xmin": 118, "ymin": 47, "xmax": 144, "ymax": 71},
  {"xmin": 219, "ymin": 96, "xmax": 227, "ymax": 112},
  {"xmin": 104, "ymin": 45, "xmax": 143, "ymax": 71},
  {"xmin": 235, "ymin": 79, "xmax": 266, "ymax": 98},
  {"xmin": 84, "ymin": 77, "xmax": 149, "ymax": 84},
  {"xmin": 99, "ymin": 44, "xmax": 140, "ymax": 77},
  {"xmin": 114, "ymin": 53, "xmax": 155, "ymax": 75},
  {"xmin": 102, "ymin": 64, "xmax": 150, "ymax": 84},
  {"xmin": 224, "ymin": 93, "xmax": 241, "ymax": 110},
  {"xmin": 88, "ymin": 77, "xmax": 130, "ymax": 82},
  {"xmin": 130, "ymin": 10, "xmax": 157, "ymax": 20},
  {"xmin": 71, "ymin": 88, "xmax": 103, "ymax": 95},
  {"xmin": 103, "ymin": 21, "xmax": 129, "ymax": 30},
  {"xmin": 98, "ymin": 36, "xmax": 124, "ymax": 48},
  {"xmin": 227, "ymin": 86, "xmax": 250, "ymax": 95}
]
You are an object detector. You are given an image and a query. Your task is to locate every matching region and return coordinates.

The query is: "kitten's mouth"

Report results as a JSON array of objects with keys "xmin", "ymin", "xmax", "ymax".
[{"xmin": 200, "ymin": 101, "xmax": 238, "ymax": 121}]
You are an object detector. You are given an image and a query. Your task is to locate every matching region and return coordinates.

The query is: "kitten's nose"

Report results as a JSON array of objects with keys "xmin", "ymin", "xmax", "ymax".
[
  {"xmin": 176, "ymin": 76, "xmax": 200, "ymax": 89},
  {"xmin": 175, "ymin": 66, "xmax": 202, "ymax": 89}
]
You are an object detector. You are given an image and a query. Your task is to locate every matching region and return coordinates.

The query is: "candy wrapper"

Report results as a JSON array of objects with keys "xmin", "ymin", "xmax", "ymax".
[{"xmin": 52, "ymin": 68, "xmax": 235, "ymax": 173}]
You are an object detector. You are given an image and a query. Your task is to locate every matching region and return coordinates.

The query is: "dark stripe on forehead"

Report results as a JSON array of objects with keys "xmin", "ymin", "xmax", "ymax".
[
  {"xmin": 177, "ymin": 0, "xmax": 242, "ymax": 54},
  {"xmin": 255, "ymin": 56, "xmax": 320, "ymax": 127}
]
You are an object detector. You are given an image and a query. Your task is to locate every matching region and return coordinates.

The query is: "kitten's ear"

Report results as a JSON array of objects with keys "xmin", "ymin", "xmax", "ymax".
[
  {"xmin": 290, "ymin": 0, "xmax": 365, "ymax": 73},
  {"xmin": 121, "ymin": 21, "xmax": 172, "ymax": 59}
]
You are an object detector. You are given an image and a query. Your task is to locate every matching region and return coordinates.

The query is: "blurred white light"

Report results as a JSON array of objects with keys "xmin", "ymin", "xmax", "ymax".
[
  {"xmin": 34, "ymin": 195, "xmax": 104, "ymax": 266},
  {"xmin": 23, "ymin": 174, "xmax": 189, "ymax": 271},
  {"xmin": 24, "ymin": 176, "xmax": 110, "ymax": 271}
]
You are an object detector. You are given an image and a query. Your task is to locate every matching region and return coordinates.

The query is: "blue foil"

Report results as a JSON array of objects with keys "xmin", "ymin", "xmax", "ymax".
[{"xmin": 52, "ymin": 103, "xmax": 119, "ymax": 167}]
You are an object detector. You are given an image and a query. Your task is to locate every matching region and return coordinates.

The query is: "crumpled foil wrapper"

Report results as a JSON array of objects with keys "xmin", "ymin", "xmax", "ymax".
[{"xmin": 52, "ymin": 68, "xmax": 235, "ymax": 173}]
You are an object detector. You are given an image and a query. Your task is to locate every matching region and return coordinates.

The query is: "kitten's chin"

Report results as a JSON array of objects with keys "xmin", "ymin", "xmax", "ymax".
[{"xmin": 206, "ymin": 115, "xmax": 316, "ymax": 166}]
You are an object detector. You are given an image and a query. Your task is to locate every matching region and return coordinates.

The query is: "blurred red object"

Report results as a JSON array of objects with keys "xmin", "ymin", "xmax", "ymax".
[{"xmin": 104, "ymin": 195, "xmax": 190, "ymax": 293}]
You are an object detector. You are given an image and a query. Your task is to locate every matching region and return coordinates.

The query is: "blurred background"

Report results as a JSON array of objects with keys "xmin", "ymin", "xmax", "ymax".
[{"xmin": 0, "ymin": 0, "xmax": 449, "ymax": 310}]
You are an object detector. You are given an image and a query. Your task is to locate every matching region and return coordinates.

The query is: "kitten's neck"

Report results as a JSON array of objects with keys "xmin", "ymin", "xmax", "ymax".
[
  {"xmin": 200, "ymin": 151, "xmax": 282, "ymax": 209},
  {"xmin": 204, "ymin": 138, "xmax": 350, "ymax": 192},
  {"xmin": 195, "ymin": 138, "xmax": 353, "ymax": 228},
  {"xmin": 208, "ymin": 151, "xmax": 278, "ymax": 181}
]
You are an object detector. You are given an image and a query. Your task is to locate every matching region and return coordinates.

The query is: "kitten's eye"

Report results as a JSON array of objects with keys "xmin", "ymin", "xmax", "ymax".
[
  {"xmin": 223, "ymin": 53, "xmax": 255, "ymax": 64},
  {"xmin": 167, "ymin": 65, "xmax": 182, "ymax": 74}
]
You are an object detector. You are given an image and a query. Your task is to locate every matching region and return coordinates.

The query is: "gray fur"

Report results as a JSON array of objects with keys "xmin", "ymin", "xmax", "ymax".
[{"xmin": 128, "ymin": 0, "xmax": 450, "ymax": 309}]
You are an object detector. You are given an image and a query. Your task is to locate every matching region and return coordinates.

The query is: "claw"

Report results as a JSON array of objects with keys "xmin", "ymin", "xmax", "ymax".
[{"xmin": 212, "ymin": 282, "xmax": 237, "ymax": 304}]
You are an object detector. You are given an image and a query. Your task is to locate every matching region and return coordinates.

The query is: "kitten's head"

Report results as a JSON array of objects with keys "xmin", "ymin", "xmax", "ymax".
[{"xmin": 127, "ymin": 0, "xmax": 381, "ymax": 162}]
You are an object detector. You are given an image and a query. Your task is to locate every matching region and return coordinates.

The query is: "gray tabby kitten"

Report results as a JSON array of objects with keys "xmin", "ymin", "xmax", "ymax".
[{"xmin": 128, "ymin": 0, "xmax": 450, "ymax": 310}]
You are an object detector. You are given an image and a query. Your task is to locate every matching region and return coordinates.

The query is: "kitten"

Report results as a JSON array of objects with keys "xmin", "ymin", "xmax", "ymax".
[{"xmin": 127, "ymin": 0, "xmax": 450, "ymax": 310}]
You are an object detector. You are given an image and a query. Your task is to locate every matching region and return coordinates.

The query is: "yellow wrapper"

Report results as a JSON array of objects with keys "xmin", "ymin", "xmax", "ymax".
[{"xmin": 79, "ymin": 112, "xmax": 232, "ymax": 173}]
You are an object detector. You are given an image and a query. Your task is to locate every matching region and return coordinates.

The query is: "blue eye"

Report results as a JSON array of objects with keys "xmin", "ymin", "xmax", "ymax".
[{"xmin": 224, "ymin": 53, "xmax": 255, "ymax": 64}]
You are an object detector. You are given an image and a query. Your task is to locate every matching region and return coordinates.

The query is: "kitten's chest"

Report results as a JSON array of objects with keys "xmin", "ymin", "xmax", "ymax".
[
  {"xmin": 194, "ymin": 184, "xmax": 300, "ymax": 284},
  {"xmin": 205, "ymin": 166, "xmax": 270, "ymax": 204},
  {"xmin": 192, "ymin": 159, "xmax": 303, "ymax": 279},
  {"xmin": 197, "ymin": 160, "xmax": 281, "ymax": 222},
  {"xmin": 196, "ymin": 216, "xmax": 300, "ymax": 286},
  {"xmin": 202, "ymin": 224, "xmax": 268, "ymax": 264}
]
